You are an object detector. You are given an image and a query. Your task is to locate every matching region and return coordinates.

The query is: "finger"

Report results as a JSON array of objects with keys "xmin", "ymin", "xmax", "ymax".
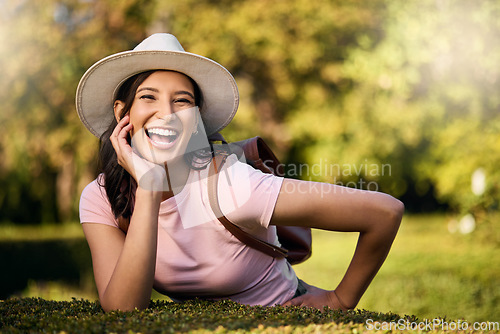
[
  {"xmin": 111, "ymin": 121, "xmax": 135, "ymax": 171},
  {"xmin": 110, "ymin": 116, "xmax": 128, "ymax": 149},
  {"xmin": 117, "ymin": 123, "xmax": 133, "ymax": 145},
  {"xmin": 111, "ymin": 115, "xmax": 130, "ymax": 137},
  {"xmin": 115, "ymin": 116, "xmax": 132, "ymax": 139},
  {"xmin": 283, "ymin": 296, "xmax": 304, "ymax": 307},
  {"xmin": 111, "ymin": 118, "xmax": 133, "ymax": 152}
]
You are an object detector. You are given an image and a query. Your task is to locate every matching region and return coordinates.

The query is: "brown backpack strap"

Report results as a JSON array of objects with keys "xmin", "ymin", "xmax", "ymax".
[
  {"xmin": 207, "ymin": 153, "xmax": 288, "ymax": 259},
  {"xmin": 211, "ymin": 136, "xmax": 285, "ymax": 176},
  {"xmin": 233, "ymin": 137, "xmax": 285, "ymax": 176}
]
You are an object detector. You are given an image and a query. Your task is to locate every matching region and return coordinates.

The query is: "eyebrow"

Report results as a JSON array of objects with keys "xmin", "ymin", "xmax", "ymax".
[
  {"xmin": 136, "ymin": 87, "xmax": 159, "ymax": 94},
  {"xmin": 136, "ymin": 87, "xmax": 195, "ymax": 99},
  {"xmin": 176, "ymin": 90, "xmax": 195, "ymax": 99}
]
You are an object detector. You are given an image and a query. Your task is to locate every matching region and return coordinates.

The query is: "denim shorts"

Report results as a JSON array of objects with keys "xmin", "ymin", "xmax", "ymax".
[{"xmin": 293, "ymin": 278, "xmax": 308, "ymax": 299}]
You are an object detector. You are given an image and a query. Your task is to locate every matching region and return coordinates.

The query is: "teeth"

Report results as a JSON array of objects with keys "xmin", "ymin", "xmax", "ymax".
[{"xmin": 147, "ymin": 128, "xmax": 177, "ymax": 137}]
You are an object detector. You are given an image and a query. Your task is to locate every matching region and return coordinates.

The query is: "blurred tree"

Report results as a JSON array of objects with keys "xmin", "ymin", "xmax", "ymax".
[
  {"xmin": 1, "ymin": 0, "xmax": 498, "ymax": 227},
  {"xmin": 0, "ymin": 0, "xmax": 155, "ymax": 222},
  {"xmin": 158, "ymin": 0, "xmax": 387, "ymax": 152},
  {"xmin": 336, "ymin": 0, "xmax": 500, "ymax": 217}
]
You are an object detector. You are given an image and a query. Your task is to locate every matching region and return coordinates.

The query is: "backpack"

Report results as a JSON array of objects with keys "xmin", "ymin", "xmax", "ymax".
[{"xmin": 207, "ymin": 136, "xmax": 312, "ymax": 265}]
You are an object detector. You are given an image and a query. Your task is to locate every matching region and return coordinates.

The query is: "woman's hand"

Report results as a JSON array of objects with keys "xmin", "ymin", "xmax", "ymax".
[
  {"xmin": 110, "ymin": 115, "xmax": 168, "ymax": 191},
  {"xmin": 283, "ymin": 281, "xmax": 349, "ymax": 312}
]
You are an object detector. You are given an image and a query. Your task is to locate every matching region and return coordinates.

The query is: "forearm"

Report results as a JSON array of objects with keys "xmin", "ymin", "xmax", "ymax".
[
  {"xmin": 333, "ymin": 204, "xmax": 402, "ymax": 309},
  {"xmin": 101, "ymin": 189, "xmax": 162, "ymax": 311}
]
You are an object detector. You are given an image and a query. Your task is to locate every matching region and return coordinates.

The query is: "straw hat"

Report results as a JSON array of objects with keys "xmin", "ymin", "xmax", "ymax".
[{"xmin": 76, "ymin": 33, "xmax": 239, "ymax": 137}]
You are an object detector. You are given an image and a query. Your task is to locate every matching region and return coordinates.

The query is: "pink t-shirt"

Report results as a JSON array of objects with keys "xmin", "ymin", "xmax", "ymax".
[{"xmin": 79, "ymin": 155, "xmax": 298, "ymax": 306}]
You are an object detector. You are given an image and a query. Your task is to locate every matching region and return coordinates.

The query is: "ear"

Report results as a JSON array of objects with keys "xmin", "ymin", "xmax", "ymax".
[{"xmin": 113, "ymin": 100, "xmax": 125, "ymax": 122}]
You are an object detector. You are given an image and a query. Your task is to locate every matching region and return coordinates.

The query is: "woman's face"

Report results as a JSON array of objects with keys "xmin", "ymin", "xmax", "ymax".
[{"xmin": 115, "ymin": 70, "xmax": 200, "ymax": 164}]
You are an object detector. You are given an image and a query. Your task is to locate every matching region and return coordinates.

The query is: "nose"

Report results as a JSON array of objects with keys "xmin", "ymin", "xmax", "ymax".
[{"xmin": 155, "ymin": 102, "xmax": 177, "ymax": 122}]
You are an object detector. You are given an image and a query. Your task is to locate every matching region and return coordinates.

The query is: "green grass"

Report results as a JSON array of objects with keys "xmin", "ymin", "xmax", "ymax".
[
  {"xmin": 293, "ymin": 214, "xmax": 500, "ymax": 323},
  {"xmin": 0, "ymin": 221, "xmax": 85, "ymax": 241},
  {"xmin": 2, "ymin": 297, "xmax": 498, "ymax": 333},
  {"xmin": 0, "ymin": 297, "xmax": 433, "ymax": 333},
  {"xmin": 1, "ymin": 214, "xmax": 499, "ymax": 331}
]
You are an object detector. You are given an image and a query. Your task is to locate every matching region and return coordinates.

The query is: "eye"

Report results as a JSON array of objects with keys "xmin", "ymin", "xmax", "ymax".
[
  {"xmin": 139, "ymin": 94, "xmax": 156, "ymax": 100},
  {"xmin": 174, "ymin": 97, "xmax": 194, "ymax": 105}
]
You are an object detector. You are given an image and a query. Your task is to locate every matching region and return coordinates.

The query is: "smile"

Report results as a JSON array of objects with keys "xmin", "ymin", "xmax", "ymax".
[{"xmin": 145, "ymin": 127, "xmax": 180, "ymax": 149}]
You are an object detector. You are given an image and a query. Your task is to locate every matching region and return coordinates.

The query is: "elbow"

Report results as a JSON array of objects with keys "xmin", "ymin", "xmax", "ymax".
[
  {"xmin": 385, "ymin": 196, "xmax": 404, "ymax": 234},
  {"xmin": 394, "ymin": 198, "xmax": 405, "ymax": 223},
  {"xmin": 367, "ymin": 192, "xmax": 404, "ymax": 236}
]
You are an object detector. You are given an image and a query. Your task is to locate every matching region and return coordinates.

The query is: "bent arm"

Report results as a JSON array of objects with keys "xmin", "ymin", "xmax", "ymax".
[
  {"xmin": 271, "ymin": 178, "xmax": 404, "ymax": 309},
  {"xmin": 82, "ymin": 188, "xmax": 162, "ymax": 312}
]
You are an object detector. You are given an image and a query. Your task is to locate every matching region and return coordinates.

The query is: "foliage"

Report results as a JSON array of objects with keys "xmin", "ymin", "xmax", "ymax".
[
  {"xmin": 2, "ymin": 297, "xmax": 498, "ymax": 333},
  {"xmin": 0, "ymin": 297, "xmax": 439, "ymax": 334},
  {"xmin": 0, "ymin": 0, "xmax": 498, "ymax": 228},
  {"xmin": 0, "ymin": 0, "xmax": 154, "ymax": 222},
  {"xmin": 334, "ymin": 0, "xmax": 500, "ymax": 217}
]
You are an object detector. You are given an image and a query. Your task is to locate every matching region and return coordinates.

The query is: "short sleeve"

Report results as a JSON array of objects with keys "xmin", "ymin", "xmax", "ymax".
[
  {"xmin": 217, "ymin": 156, "xmax": 284, "ymax": 231},
  {"xmin": 79, "ymin": 177, "xmax": 119, "ymax": 228}
]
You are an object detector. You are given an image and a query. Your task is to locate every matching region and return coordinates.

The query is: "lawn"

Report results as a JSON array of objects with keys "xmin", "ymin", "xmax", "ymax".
[
  {"xmin": 293, "ymin": 214, "xmax": 500, "ymax": 323},
  {"xmin": 1, "ymin": 214, "xmax": 498, "ymax": 332}
]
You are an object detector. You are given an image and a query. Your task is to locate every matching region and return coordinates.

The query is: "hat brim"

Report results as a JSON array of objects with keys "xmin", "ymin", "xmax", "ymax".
[{"xmin": 76, "ymin": 50, "xmax": 239, "ymax": 137}]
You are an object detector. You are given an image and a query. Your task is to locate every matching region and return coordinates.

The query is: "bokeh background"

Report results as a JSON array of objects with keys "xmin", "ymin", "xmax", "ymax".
[{"xmin": 0, "ymin": 0, "xmax": 498, "ymax": 323}]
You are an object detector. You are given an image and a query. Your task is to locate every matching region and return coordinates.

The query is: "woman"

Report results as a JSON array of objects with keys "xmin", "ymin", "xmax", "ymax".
[{"xmin": 76, "ymin": 33, "xmax": 404, "ymax": 312}]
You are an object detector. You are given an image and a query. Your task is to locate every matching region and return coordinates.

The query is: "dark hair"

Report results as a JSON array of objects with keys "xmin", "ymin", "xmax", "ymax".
[{"xmin": 97, "ymin": 70, "xmax": 206, "ymax": 220}]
